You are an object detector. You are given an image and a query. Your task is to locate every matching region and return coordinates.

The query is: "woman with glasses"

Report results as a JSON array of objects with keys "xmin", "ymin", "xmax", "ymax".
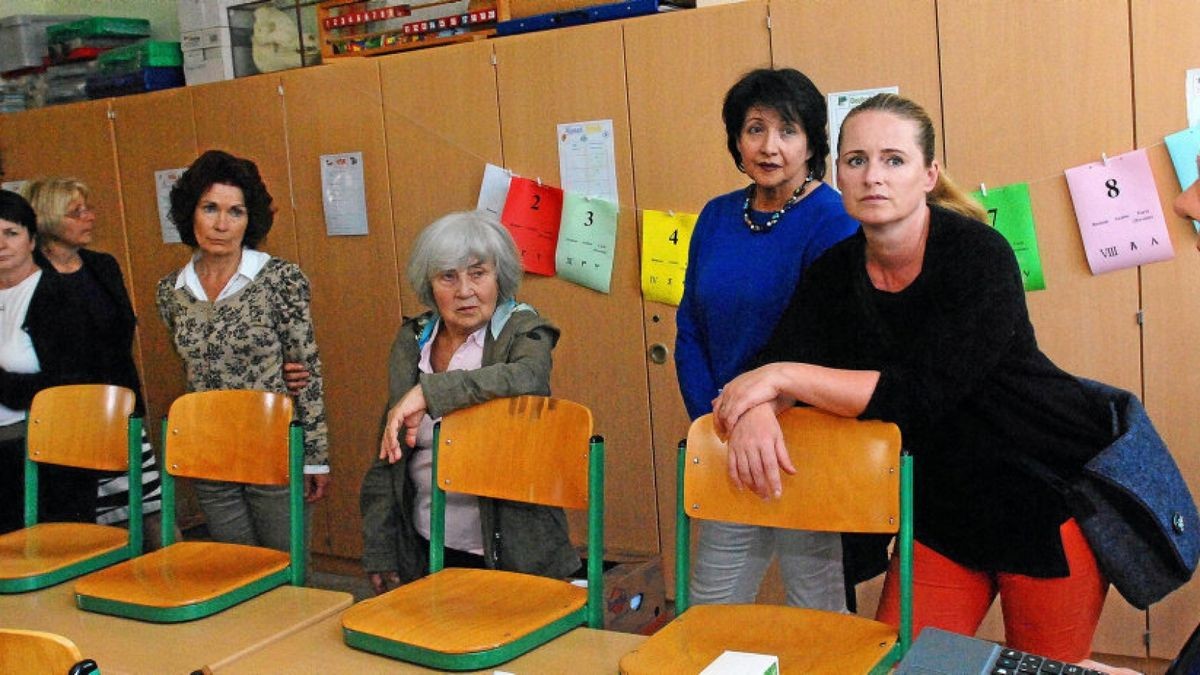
[{"xmin": 23, "ymin": 177, "xmax": 165, "ymax": 548}]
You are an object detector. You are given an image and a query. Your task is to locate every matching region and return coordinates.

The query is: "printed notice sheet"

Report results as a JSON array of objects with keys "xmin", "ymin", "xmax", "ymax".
[
  {"xmin": 501, "ymin": 177, "xmax": 563, "ymax": 276},
  {"xmin": 1, "ymin": 180, "xmax": 27, "ymax": 194},
  {"xmin": 155, "ymin": 168, "xmax": 186, "ymax": 244},
  {"xmin": 1064, "ymin": 148, "xmax": 1174, "ymax": 275},
  {"xmin": 971, "ymin": 183, "xmax": 1045, "ymax": 291},
  {"xmin": 827, "ymin": 86, "xmax": 899, "ymax": 187},
  {"xmin": 477, "ymin": 163, "xmax": 512, "ymax": 217},
  {"xmin": 557, "ymin": 119, "xmax": 619, "ymax": 205},
  {"xmin": 555, "ymin": 193, "xmax": 617, "ymax": 293},
  {"xmin": 320, "ymin": 152, "xmax": 368, "ymax": 236},
  {"xmin": 641, "ymin": 209, "xmax": 697, "ymax": 306},
  {"xmin": 1188, "ymin": 69, "xmax": 1200, "ymax": 129}
]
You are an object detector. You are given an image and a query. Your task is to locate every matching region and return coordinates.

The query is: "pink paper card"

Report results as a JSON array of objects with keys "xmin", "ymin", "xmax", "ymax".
[
  {"xmin": 1064, "ymin": 148, "xmax": 1174, "ymax": 274},
  {"xmin": 500, "ymin": 177, "xmax": 564, "ymax": 276}
]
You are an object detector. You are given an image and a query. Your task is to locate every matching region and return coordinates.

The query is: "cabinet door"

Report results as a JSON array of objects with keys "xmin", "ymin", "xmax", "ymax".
[
  {"xmin": 109, "ymin": 89, "xmax": 199, "ymax": 446},
  {"xmin": 281, "ymin": 59, "xmax": 402, "ymax": 560},
  {"xmin": 1131, "ymin": 0, "xmax": 1200, "ymax": 659},
  {"xmin": 191, "ymin": 76, "xmax": 299, "ymax": 262},
  {"xmin": 494, "ymin": 23, "xmax": 656, "ymax": 557},
  {"xmin": 379, "ymin": 40, "xmax": 503, "ymax": 313},
  {"xmin": 623, "ymin": 0, "xmax": 772, "ymax": 593},
  {"xmin": 939, "ymin": 0, "xmax": 1143, "ymax": 655}
]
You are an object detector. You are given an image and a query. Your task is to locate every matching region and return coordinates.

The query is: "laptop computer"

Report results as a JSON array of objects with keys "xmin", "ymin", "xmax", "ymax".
[{"xmin": 896, "ymin": 623, "xmax": 1200, "ymax": 675}]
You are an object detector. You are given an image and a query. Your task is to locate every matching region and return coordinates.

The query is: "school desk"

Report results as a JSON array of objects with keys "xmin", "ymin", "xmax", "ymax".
[
  {"xmin": 214, "ymin": 613, "xmax": 647, "ymax": 674},
  {"xmin": 0, "ymin": 582, "xmax": 352, "ymax": 674}
]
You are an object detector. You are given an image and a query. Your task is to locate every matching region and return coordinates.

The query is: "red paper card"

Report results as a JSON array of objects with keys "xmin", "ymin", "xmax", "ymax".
[{"xmin": 500, "ymin": 177, "xmax": 563, "ymax": 276}]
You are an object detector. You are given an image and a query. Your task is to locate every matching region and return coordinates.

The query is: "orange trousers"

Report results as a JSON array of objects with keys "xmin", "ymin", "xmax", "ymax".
[{"xmin": 876, "ymin": 519, "xmax": 1108, "ymax": 662}]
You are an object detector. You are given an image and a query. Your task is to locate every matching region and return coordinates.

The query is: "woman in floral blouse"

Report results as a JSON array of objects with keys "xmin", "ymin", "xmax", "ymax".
[{"xmin": 156, "ymin": 150, "xmax": 329, "ymax": 552}]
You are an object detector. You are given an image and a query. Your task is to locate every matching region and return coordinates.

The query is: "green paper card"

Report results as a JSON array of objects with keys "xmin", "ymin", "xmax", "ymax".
[
  {"xmin": 555, "ymin": 193, "xmax": 617, "ymax": 293},
  {"xmin": 971, "ymin": 183, "xmax": 1046, "ymax": 291}
]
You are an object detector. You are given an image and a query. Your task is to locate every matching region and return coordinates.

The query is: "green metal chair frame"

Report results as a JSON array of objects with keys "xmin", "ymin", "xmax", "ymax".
[
  {"xmin": 74, "ymin": 390, "xmax": 304, "ymax": 622},
  {"xmin": 343, "ymin": 395, "xmax": 605, "ymax": 671},
  {"xmin": 0, "ymin": 384, "xmax": 142, "ymax": 593}
]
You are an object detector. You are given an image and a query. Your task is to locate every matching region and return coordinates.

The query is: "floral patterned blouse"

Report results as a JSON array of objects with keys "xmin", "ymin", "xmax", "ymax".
[{"xmin": 156, "ymin": 256, "xmax": 329, "ymax": 468}]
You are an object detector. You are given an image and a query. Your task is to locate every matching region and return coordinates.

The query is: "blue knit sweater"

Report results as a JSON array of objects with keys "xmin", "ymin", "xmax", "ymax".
[{"xmin": 674, "ymin": 183, "xmax": 858, "ymax": 420}]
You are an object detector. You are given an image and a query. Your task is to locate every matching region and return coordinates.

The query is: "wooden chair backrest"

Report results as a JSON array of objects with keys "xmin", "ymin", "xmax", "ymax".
[
  {"xmin": 165, "ymin": 390, "xmax": 294, "ymax": 485},
  {"xmin": 684, "ymin": 409, "xmax": 902, "ymax": 533},
  {"xmin": 0, "ymin": 628, "xmax": 84, "ymax": 674},
  {"xmin": 27, "ymin": 384, "xmax": 135, "ymax": 471},
  {"xmin": 436, "ymin": 396, "xmax": 593, "ymax": 510}
]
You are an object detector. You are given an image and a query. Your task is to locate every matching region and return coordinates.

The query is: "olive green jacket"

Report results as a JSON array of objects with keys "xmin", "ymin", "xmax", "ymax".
[{"xmin": 359, "ymin": 302, "xmax": 580, "ymax": 582}]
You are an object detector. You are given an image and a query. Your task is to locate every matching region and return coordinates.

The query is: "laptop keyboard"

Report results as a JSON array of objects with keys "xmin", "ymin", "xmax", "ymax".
[{"xmin": 991, "ymin": 648, "xmax": 1105, "ymax": 675}]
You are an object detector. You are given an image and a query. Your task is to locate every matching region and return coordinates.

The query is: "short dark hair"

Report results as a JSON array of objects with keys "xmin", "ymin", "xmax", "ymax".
[
  {"xmin": 169, "ymin": 150, "xmax": 274, "ymax": 249},
  {"xmin": 0, "ymin": 189, "xmax": 37, "ymax": 237},
  {"xmin": 722, "ymin": 68, "xmax": 830, "ymax": 180}
]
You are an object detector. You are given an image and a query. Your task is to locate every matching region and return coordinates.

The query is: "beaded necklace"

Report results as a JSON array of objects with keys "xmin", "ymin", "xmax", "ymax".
[{"xmin": 742, "ymin": 174, "xmax": 815, "ymax": 233}]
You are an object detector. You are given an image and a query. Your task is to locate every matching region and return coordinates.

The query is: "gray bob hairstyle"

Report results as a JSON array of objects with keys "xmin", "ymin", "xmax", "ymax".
[{"xmin": 406, "ymin": 210, "xmax": 523, "ymax": 309}]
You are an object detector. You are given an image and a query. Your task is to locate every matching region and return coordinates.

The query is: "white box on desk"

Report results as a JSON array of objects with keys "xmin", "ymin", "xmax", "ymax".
[
  {"xmin": 177, "ymin": 0, "xmax": 256, "ymax": 33},
  {"xmin": 699, "ymin": 650, "xmax": 780, "ymax": 675}
]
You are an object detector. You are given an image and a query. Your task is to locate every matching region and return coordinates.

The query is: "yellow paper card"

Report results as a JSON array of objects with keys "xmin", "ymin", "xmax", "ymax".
[{"xmin": 641, "ymin": 209, "xmax": 697, "ymax": 306}]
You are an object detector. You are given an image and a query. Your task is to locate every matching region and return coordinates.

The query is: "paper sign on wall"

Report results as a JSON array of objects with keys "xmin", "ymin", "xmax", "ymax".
[
  {"xmin": 1187, "ymin": 69, "xmax": 1200, "ymax": 130},
  {"xmin": 320, "ymin": 152, "xmax": 368, "ymax": 236},
  {"xmin": 641, "ymin": 209, "xmax": 697, "ymax": 306},
  {"xmin": 501, "ymin": 177, "xmax": 563, "ymax": 276},
  {"xmin": 1165, "ymin": 126, "xmax": 1200, "ymax": 232},
  {"xmin": 555, "ymin": 193, "xmax": 617, "ymax": 293},
  {"xmin": 155, "ymin": 168, "xmax": 186, "ymax": 244},
  {"xmin": 558, "ymin": 119, "xmax": 619, "ymax": 205},
  {"xmin": 1, "ymin": 180, "xmax": 27, "ymax": 194},
  {"xmin": 1064, "ymin": 148, "xmax": 1174, "ymax": 275},
  {"xmin": 477, "ymin": 163, "xmax": 512, "ymax": 217},
  {"xmin": 970, "ymin": 183, "xmax": 1045, "ymax": 291},
  {"xmin": 827, "ymin": 86, "xmax": 898, "ymax": 187}
]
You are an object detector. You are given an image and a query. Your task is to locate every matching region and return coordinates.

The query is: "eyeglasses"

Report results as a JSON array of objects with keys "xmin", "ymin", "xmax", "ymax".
[{"xmin": 65, "ymin": 205, "xmax": 95, "ymax": 219}]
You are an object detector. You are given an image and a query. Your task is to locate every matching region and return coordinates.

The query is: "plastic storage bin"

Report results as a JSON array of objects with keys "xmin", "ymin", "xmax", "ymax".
[
  {"xmin": 46, "ymin": 17, "xmax": 151, "ymax": 62},
  {"xmin": 98, "ymin": 41, "xmax": 183, "ymax": 74},
  {"xmin": 0, "ymin": 14, "xmax": 86, "ymax": 74},
  {"xmin": 85, "ymin": 66, "xmax": 184, "ymax": 99}
]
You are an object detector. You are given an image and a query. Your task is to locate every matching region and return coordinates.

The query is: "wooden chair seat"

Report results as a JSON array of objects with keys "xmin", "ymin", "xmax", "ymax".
[
  {"xmin": 75, "ymin": 541, "xmax": 290, "ymax": 608},
  {"xmin": 619, "ymin": 604, "xmax": 898, "ymax": 675},
  {"xmin": 0, "ymin": 629, "xmax": 86, "ymax": 674},
  {"xmin": 0, "ymin": 523, "xmax": 128, "ymax": 580},
  {"xmin": 343, "ymin": 568, "xmax": 588, "ymax": 654}
]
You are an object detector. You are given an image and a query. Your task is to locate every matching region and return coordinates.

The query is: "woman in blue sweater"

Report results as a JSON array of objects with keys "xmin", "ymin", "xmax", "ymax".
[{"xmin": 674, "ymin": 68, "xmax": 859, "ymax": 609}]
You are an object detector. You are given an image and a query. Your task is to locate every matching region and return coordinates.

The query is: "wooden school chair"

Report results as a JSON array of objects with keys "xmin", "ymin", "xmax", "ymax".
[
  {"xmin": 0, "ymin": 628, "xmax": 97, "ymax": 674},
  {"xmin": 0, "ymin": 384, "xmax": 142, "ymax": 593},
  {"xmin": 342, "ymin": 395, "xmax": 605, "ymax": 671},
  {"xmin": 619, "ymin": 408, "xmax": 913, "ymax": 675},
  {"xmin": 74, "ymin": 389, "xmax": 304, "ymax": 622}
]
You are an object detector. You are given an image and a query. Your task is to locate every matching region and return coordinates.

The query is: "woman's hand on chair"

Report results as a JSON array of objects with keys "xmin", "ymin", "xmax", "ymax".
[
  {"xmin": 304, "ymin": 473, "xmax": 331, "ymax": 503},
  {"xmin": 726, "ymin": 402, "xmax": 795, "ymax": 499},
  {"xmin": 379, "ymin": 385, "xmax": 428, "ymax": 463},
  {"xmin": 712, "ymin": 364, "xmax": 784, "ymax": 435},
  {"xmin": 368, "ymin": 570, "xmax": 402, "ymax": 595}
]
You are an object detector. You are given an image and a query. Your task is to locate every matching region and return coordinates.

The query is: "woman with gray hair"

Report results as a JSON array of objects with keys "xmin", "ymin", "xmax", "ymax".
[{"xmin": 360, "ymin": 210, "xmax": 577, "ymax": 594}]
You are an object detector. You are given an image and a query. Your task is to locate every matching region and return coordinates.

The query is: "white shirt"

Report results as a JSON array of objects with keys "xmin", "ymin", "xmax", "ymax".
[
  {"xmin": 409, "ymin": 320, "xmax": 487, "ymax": 555},
  {"xmin": 175, "ymin": 248, "xmax": 269, "ymax": 302},
  {"xmin": 0, "ymin": 269, "xmax": 43, "ymax": 425}
]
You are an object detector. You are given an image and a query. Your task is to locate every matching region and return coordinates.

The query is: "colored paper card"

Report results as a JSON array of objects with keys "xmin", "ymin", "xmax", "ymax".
[
  {"xmin": 558, "ymin": 119, "xmax": 619, "ymax": 205},
  {"xmin": 555, "ymin": 193, "xmax": 617, "ymax": 293},
  {"xmin": 970, "ymin": 183, "xmax": 1045, "ymax": 292},
  {"xmin": 640, "ymin": 209, "xmax": 697, "ymax": 306},
  {"xmin": 500, "ymin": 177, "xmax": 563, "ymax": 276},
  {"xmin": 476, "ymin": 163, "xmax": 512, "ymax": 217},
  {"xmin": 154, "ymin": 167, "xmax": 187, "ymax": 244},
  {"xmin": 1064, "ymin": 148, "xmax": 1175, "ymax": 275},
  {"xmin": 1165, "ymin": 126, "xmax": 1200, "ymax": 232}
]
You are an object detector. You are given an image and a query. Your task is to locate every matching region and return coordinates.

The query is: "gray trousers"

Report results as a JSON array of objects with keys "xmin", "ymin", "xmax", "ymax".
[
  {"xmin": 690, "ymin": 520, "xmax": 847, "ymax": 610},
  {"xmin": 192, "ymin": 479, "xmax": 308, "ymax": 554}
]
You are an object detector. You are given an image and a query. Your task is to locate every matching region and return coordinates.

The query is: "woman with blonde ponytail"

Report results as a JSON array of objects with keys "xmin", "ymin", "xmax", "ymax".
[{"xmin": 710, "ymin": 93, "xmax": 1116, "ymax": 663}]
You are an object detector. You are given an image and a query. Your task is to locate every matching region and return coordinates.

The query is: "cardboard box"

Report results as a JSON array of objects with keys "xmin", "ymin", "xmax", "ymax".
[
  {"xmin": 602, "ymin": 558, "xmax": 668, "ymax": 634},
  {"xmin": 177, "ymin": 0, "xmax": 256, "ymax": 33},
  {"xmin": 181, "ymin": 26, "xmax": 253, "ymax": 84}
]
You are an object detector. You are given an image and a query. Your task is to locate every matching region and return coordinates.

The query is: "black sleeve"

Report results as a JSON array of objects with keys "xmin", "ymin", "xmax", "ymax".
[{"xmin": 0, "ymin": 275, "xmax": 94, "ymax": 410}]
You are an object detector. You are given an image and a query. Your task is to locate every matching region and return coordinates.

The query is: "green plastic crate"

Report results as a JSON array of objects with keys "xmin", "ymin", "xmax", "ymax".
[
  {"xmin": 98, "ymin": 40, "xmax": 183, "ymax": 73},
  {"xmin": 46, "ymin": 17, "xmax": 151, "ymax": 44}
]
